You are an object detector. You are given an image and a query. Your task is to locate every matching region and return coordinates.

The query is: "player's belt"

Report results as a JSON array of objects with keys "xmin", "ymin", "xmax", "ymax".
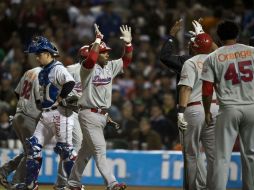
[
  {"xmin": 187, "ymin": 100, "xmax": 218, "ymax": 107},
  {"xmin": 90, "ymin": 108, "xmax": 108, "ymax": 115},
  {"xmin": 79, "ymin": 106, "xmax": 108, "ymax": 115}
]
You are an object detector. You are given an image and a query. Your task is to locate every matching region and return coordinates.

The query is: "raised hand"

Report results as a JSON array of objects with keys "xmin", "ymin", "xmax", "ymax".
[
  {"xmin": 120, "ymin": 25, "xmax": 132, "ymax": 44},
  {"xmin": 170, "ymin": 19, "xmax": 183, "ymax": 37},
  {"xmin": 94, "ymin": 23, "xmax": 103, "ymax": 39},
  {"xmin": 192, "ymin": 20, "xmax": 204, "ymax": 35}
]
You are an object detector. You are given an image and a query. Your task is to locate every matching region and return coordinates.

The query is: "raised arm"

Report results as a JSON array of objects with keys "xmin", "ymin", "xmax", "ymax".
[
  {"xmin": 159, "ymin": 19, "xmax": 190, "ymax": 73},
  {"xmin": 120, "ymin": 25, "xmax": 133, "ymax": 68},
  {"xmin": 82, "ymin": 24, "xmax": 103, "ymax": 69}
]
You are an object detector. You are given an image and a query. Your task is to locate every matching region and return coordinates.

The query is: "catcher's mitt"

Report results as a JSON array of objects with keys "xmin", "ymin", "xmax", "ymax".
[{"xmin": 60, "ymin": 95, "xmax": 79, "ymax": 111}]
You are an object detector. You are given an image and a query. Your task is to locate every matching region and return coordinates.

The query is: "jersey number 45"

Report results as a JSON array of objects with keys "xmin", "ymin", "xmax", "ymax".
[{"xmin": 224, "ymin": 60, "xmax": 253, "ymax": 85}]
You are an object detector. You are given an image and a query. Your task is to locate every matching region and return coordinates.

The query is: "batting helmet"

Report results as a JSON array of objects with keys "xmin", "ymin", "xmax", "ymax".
[
  {"xmin": 89, "ymin": 41, "xmax": 111, "ymax": 53},
  {"xmin": 25, "ymin": 36, "xmax": 59, "ymax": 57},
  {"xmin": 190, "ymin": 33, "xmax": 213, "ymax": 54},
  {"xmin": 79, "ymin": 45, "xmax": 89, "ymax": 59}
]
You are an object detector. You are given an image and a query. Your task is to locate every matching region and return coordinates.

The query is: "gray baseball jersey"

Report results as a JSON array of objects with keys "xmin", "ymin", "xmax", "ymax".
[
  {"xmin": 15, "ymin": 67, "xmax": 42, "ymax": 119},
  {"xmin": 0, "ymin": 67, "xmax": 42, "ymax": 185},
  {"xmin": 68, "ymin": 59, "xmax": 124, "ymax": 189},
  {"xmin": 201, "ymin": 44, "xmax": 254, "ymax": 105},
  {"xmin": 201, "ymin": 43, "xmax": 254, "ymax": 190},
  {"xmin": 178, "ymin": 54, "xmax": 216, "ymax": 102},
  {"xmin": 178, "ymin": 54, "xmax": 219, "ymax": 190},
  {"xmin": 66, "ymin": 63, "xmax": 82, "ymax": 98},
  {"xmin": 78, "ymin": 59, "xmax": 123, "ymax": 108}
]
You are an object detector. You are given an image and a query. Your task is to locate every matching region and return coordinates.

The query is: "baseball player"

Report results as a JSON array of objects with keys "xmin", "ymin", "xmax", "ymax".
[
  {"xmin": 14, "ymin": 36, "xmax": 76, "ymax": 190},
  {"xmin": 54, "ymin": 46, "xmax": 89, "ymax": 190},
  {"xmin": 201, "ymin": 20, "xmax": 254, "ymax": 190},
  {"xmin": 66, "ymin": 24, "xmax": 133, "ymax": 190},
  {"xmin": 0, "ymin": 66, "xmax": 42, "ymax": 189},
  {"xmin": 178, "ymin": 33, "xmax": 219, "ymax": 190},
  {"xmin": 160, "ymin": 19, "xmax": 218, "ymax": 189}
]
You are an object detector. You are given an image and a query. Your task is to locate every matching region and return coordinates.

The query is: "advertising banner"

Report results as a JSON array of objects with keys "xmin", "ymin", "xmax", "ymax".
[{"xmin": 0, "ymin": 149, "xmax": 242, "ymax": 188}]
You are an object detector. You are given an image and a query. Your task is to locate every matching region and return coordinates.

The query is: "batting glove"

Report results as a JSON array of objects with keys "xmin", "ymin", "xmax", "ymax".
[
  {"xmin": 120, "ymin": 25, "xmax": 132, "ymax": 44},
  {"xmin": 9, "ymin": 115, "xmax": 14, "ymax": 125},
  {"xmin": 107, "ymin": 115, "xmax": 120, "ymax": 130},
  {"xmin": 192, "ymin": 20, "xmax": 204, "ymax": 35},
  {"xmin": 94, "ymin": 23, "xmax": 104, "ymax": 40},
  {"xmin": 177, "ymin": 113, "xmax": 188, "ymax": 131}
]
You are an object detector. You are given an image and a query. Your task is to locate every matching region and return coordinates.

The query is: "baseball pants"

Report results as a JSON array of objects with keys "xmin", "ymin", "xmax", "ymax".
[
  {"xmin": 34, "ymin": 106, "xmax": 73, "ymax": 146},
  {"xmin": 0, "ymin": 112, "xmax": 38, "ymax": 184},
  {"xmin": 68, "ymin": 109, "xmax": 117, "ymax": 189},
  {"xmin": 55, "ymin": 111, "xmax": 83, "ymax": 188},
  {"xmin": 210, "ymin": 104, "xmax": 254, "ymax": 190},
  {"xmin": 184, "ymin": 103, "xmax": 219, "ymax": 190}
]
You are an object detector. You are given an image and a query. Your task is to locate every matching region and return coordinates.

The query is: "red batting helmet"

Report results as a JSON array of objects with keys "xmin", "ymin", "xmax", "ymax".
[
  {"xmin": 79, "ymin": 45, "xmax": 89, "ymax": 59},
  {"xmin": 89, "ymin": 41, "xmax": 111, "ymax": 53},
  {"xmin": 99, "ymin": 41, "xmax": 111, "ymax": 53},
  {"xmin": 190, "ymin": 33, "xmax": 213, "ymax": 54}
]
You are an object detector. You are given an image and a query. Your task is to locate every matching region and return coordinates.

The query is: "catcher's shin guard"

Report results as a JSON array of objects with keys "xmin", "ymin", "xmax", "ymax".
[
  {"xmin": 0, "ymin": 172, "xmax": 9, "ymax": 189},
  {"xmin": 54, "ymin": 142, "xmax": 77, "ymax": 177},
  {"xmin": 25, "ymin": 158, "xmax": 42, "ymax": 188}
]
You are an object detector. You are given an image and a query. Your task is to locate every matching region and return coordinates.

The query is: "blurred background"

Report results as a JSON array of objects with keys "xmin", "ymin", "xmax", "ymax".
[{"xmin": 1, "ymin": 0, "xmax": 253, "ymax": 151}]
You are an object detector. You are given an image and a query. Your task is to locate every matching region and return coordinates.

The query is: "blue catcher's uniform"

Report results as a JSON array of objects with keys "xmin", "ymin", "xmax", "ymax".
[
  {"xmin": 16, "ymin": 36, "xmax": 77, "ymax": 190},
  {"xmin": 38, "ymin": 61, "xmax": 62, "ymax": 108}
]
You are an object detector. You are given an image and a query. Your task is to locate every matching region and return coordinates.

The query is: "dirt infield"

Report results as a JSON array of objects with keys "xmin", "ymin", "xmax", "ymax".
[
  {"xmin": 1, "ymin": 185, "xmax": 179, "ymax": 190},
  {"xmin": 0, "ymin": 185, "xmax": 241, "ymax": 190}
]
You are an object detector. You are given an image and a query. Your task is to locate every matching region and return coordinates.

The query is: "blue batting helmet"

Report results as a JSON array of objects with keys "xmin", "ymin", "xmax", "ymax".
[{"xmin": 25, "ymin": 36, "xmax": 59, "ymax": 57}]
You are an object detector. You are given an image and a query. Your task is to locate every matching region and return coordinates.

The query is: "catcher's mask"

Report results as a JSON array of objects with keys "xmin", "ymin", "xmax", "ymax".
[
  {"xmin": 25, "ymin": 36, "xmax": 59, "ymax": 57},
  {"xmin": 190, "ymin": 33, "xmax": 213, "ymax": 54}
]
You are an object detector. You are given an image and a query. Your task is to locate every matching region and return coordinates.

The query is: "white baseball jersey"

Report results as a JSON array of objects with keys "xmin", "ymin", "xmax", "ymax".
[
  {"xmin": 48, "ymin": 62, "xmax": 75, "ymax": 88},
  {"xmin": 39, "ymin": 61, "xmax": 75, "ymax": 108},
  {"xmin": 178, "ymin": 54, "xmax": 216, "ymax": 103},
  {"xmin": 15, "ymin": 67, "xmax": 42, "ymax": 119},
  {"xmin": 78, "ymin": 59, "xmax": 123, "ymax": 108},
  {"xmin": 66, "ymin": 63, "xmax": 82, "ymax": 98},
  {"xmin": 201, "ymin": 44, "xmax": 254, "ymax": 105}
]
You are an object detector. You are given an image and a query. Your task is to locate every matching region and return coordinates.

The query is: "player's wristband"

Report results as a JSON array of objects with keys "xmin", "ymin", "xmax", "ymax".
[
  {"xmin": 178, "ymin": 106, "xmax": 186, "ymax": 113},
  {"xmin": 125, "ymin": 44, "xmax": 133, "ymax": 53}
]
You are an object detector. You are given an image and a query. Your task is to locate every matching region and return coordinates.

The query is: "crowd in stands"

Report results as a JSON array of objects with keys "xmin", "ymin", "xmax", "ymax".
[{"xmin": 0, "ymin": 0, "xmax": 253, "ymax": 150}]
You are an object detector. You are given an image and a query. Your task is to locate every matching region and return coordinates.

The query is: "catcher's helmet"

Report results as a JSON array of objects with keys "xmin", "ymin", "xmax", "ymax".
[
  {"xmin": 190, "ymin": 33, "xmax": 213, "ymax": 54},
  {"xmin": 25, "ymin": 36, "xmax": 59, "ymax": 56},
  {"xmin": 79, "ymin": 45, "xmax": 89, "ymax": 59},
  {"xmin": 89, "ymin": 41, "xmax": 111, "ymax": 53}
]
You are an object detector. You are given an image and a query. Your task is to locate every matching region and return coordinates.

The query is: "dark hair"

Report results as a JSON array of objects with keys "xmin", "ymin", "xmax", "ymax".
[{"xmin": 217, "ymin": 20, "xmax": 239, "ymax": 41}]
